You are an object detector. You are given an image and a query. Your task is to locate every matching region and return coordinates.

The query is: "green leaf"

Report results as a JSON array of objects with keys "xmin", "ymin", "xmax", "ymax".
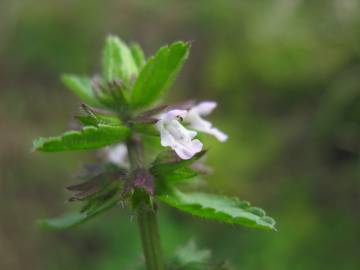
[
  {"xmin": 130, "ymin": 43, "xmax": 146, "ymax": 69},
  {"xmin": 95, "ymin": 81, "xmax": 129, "ymax": 113},
  {"xmin": 37, "ymin": 195, "xmax": 119, "ymax": 230},
  {"xmin": 130, "ymin": 41, "xmax": 190, "ymax": 109},
  {"xmin": 75, "ymin": 114, "xmax": 122, "ymax": 127},
  {"xmin": 102, "ymin": 35, "xmax": 138, "ymax": 83},
  {"xmin": 62, "ymin": 74, "xmax": 101, "ymax": 107},
  {"xmin": 151, "ymin": 150, "xmax": 205, "ymax": 176},
  {"xmin": 133, "ymin": 123, "xmax": 159, "ymax": 136},
  {"xmin": 33, "ymin": 124, "xmax": 130, "ymax": 152},
  {"xmin": 75, "ymin": 105, "xmax": 122, "ymax": 126},
  {"xmin": 158, "ymin": 190, "xmax": 276, "ymax": 231},
  {"xmin": 38, "ymin": 165, "xmax": 125, "ymax": 230},
  {"xmin": 158, "ymin": 167, "xmax": 198, "ymax": 183}
]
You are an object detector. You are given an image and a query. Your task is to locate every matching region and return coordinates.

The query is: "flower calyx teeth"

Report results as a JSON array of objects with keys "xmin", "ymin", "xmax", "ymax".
[
  {"xmin": 66, "ymin": 165, "xmax": 126, "ymax": 202},
  {"xmin": 123, "ymin": 168, "xmax": 155, "ymax": 196}
]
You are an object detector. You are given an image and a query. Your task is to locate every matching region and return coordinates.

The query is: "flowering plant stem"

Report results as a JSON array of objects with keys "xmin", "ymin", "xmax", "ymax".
[
  {"xmin": 137, "ymin": 208, "xmax": 165, "ymax": 270},
  {"xmin": 33, "ymin": 36, "xmax": 277, "ymax": 269},
  {"xmin": 127, "ymin": 137, "xmax": 165, "ymax": 270}
]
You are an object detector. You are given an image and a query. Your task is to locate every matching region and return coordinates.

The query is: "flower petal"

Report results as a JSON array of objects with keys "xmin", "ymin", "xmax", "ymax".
[
  {"xmin": 172, "ymin": 138, "xmax": 203, "ymax": 160},
  {"xmin": 162, "ymin": 109, "xmax": 187, "ymax": 121},
  {"xmin": 207, "ymin": 127, "xmax": 228, "ymax": 142},
  {"xmin": 184, "ymin": 101, "xmax": 228, "ymax": 142},
  {"xmin": 156, "ymin": 110, "xmax": 203, "ymax": 160},
  {"xmin": 191, "ymin": 101, "xmax": 217, "ymax": 116}
]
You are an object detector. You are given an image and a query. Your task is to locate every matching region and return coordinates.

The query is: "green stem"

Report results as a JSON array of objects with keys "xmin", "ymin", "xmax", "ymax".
[
  {"xmin": 126, "ymin": 137, "xmax": 165, "ymax": 270},
  {"xmin": 137, "ymin": 208, "xmax": 165, "ymax": 270}
]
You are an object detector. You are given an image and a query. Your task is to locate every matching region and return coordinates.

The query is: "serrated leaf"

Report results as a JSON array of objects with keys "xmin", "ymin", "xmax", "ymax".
[
  {"xmin": 130, "ymin": 43, "xmax": 146, "ymax": 69},
  {"xmin": 158, "ymin": 190, "xmax": 276, "ymax": 231},
  {"xmin": 33, "ymin": 124, "xmax": 130, "ymax": 152},
  {"xmin": 130, "ymin": 41, "xmax": 190, "ymax": 109},
  {"xmin": 102, "ymin": 35, "xmax": 138, "ymax": 84},
  {"xmin": 37, "ymin": 195, "xmax": 119, "ymax": 230},
  {"xmin": 62, "ymin": 74, "xmax": 101, "ymax": 107}
]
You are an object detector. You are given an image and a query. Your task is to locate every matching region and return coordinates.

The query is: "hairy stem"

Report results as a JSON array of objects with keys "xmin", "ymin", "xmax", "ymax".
[
  {"xmin": 127, "ymin": 137, "xmax": 165, "ymax": 270},
  {"xmin": 137, "ymin": 207, "xmax": 165, "ymax": 270}
]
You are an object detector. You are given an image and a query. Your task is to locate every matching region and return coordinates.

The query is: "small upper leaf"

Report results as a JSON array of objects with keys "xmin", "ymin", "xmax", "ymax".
[
  {"xmin": 102, "ymin": 35, "xmax": 138, "ymax": 84},
  {"xmin": 62, "ymin": 74, "xmax": 102, "ymax": 107},
  {"xmin": 130, "ymin": 43, "xmax": 146, "ymax": 69},
  {"xmin": 130, "ymin": 41, "xmax": 190, "ymax": 109},
  {"xmin": 33, "ymin": 124, "xmax": 130, "ymax": 152},
  {"xmin": 158, "ymin": 189, "xmax": 276, "ymax": 231},
  {"xmin": 75, "ymin": 114, "xmax": 122, "ymax": 127},
  {"xmin": 76, "ymin": 104, "xmax": 123, "ymax": 126}
]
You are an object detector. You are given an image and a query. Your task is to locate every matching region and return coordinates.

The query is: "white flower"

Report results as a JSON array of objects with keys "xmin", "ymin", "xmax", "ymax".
[
  {"xmin": 154, "ymin": 102, "xmax": 227, "ymax": 160},
  {"xmin": 156, "ymin": 109, "xmax": 203, "ymax": 160},
  {"xmin": 104, "ymin": 143, "xmax": 129, "ymax": 167},
  {"xmin": 184, "ymin": 101, "xmax": 228, "ymax": 142}
]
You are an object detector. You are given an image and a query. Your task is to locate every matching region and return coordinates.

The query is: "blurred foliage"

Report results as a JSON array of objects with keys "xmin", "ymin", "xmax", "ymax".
[{"xmin": 0, "ymin": 0, "xmax": 359, "ymax": 269}]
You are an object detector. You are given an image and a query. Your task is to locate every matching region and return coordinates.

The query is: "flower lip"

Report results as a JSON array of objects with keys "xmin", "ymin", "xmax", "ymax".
[
  {"xmin": 191, "ymin": 101, "xmax": 217, "ymax": 116},
  {"xmin": 154, "ymin": 101, "xmax": 227, "ymax": 159},
  {"xmin": 155, "ymin": 109, "xmax": 203, "ymax": 160},
  {"xmin": 184, "ymin": 101, "xmax": 228, "ymax": 142}
]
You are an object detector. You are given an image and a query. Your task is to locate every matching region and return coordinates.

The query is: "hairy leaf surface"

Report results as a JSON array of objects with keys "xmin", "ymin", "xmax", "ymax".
[
  {"xmin": 158, "ymin": 190, "xmax": 276, "ymax": 231},
  {"xmin": 102, "ymin": 35, "xmax": 138, "ymax": 83},
  {"xmin": 130, "ymin": 43, "xmax": 146, "ymax": 69},
  {"xmin": 33, "ymin": 124, "xmax": 130, "ymax": 152},
  {"xmin": 130, "ymin": 42, "xmax": 190, "ymax": 109},
  {"xmin": 62, "ymin": 74, "xmax": 101, "ymax": 107}
]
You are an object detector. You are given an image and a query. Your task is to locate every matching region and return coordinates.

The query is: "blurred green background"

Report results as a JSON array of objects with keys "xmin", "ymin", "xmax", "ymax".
[{"xmin": 1, "ymin": 0, "xmax": 360, "ymax": 269}]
